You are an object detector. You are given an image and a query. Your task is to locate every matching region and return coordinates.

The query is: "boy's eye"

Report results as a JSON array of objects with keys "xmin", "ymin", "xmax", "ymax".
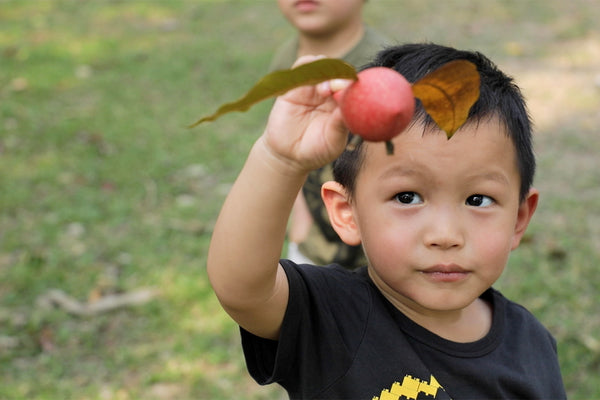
[
  {"xmin": 466, "ymin": 194, "xmax": 494, "ymax": 207},
  {"xmin": 394, "ymin": 192, "xmax": 423, "ymax": 205}
]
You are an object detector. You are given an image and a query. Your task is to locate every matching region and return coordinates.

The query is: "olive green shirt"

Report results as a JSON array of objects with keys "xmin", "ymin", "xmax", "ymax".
[{"xmin": 270, "ymin": 26, "xmax": 391, "ymax": 269}]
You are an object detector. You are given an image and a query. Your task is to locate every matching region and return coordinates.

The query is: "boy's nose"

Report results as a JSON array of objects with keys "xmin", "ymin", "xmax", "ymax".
[{"xmin": 423, "ymin": 207, "xmax": 465, "ymax": 250}]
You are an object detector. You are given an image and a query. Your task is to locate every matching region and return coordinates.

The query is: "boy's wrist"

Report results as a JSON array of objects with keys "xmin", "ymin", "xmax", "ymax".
[{"xmin": 252, "ymin": 135, "xmax": 312, "ymax": 180}]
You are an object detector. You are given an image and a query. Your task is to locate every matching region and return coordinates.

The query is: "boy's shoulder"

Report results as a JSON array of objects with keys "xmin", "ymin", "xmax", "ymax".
[
  {"xmin": 344, "ymin": 25, "xmax": 391, "ymax": 66},
  {"xmin": 268, "ymin": 36, "xmax": 298, "ymax": 72},
  {"xmin": 279, "ymin": 259, "xmax": 376, "ymax": 333},
  {"xmin": 492, "ymin": 288, "xmax": 558, "ymax": 347},
  {"xmin": 280, "ymin": 259, "xmax": 373, "ymax": 302}
]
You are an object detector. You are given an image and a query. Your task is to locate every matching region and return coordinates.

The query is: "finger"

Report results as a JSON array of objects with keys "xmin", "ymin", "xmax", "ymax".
[{"xmin": 327, "ymin": 107, "xmax": 351, "ymax": 141}]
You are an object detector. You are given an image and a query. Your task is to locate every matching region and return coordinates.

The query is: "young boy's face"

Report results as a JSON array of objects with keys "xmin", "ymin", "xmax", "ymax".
[{"xmin": 348, "ymin": 118, "xmax": 536, "ymax": 314}]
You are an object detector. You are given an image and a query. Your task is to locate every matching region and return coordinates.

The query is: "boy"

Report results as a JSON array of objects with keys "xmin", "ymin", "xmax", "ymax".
[
  {"xmin": 207, "ymin": 43, "xmax": 566, "ymax": 399},
  {"xmin": 271, "ymin": 0, "xmax": 388, "ymax": 71},
  {"xmin": 272, "ymin": 0, "xmax": 390, "ymax": 268}
]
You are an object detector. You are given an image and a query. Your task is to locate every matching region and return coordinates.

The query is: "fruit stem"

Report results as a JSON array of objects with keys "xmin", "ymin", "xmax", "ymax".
[{"xmin": 385, "ymin": 141, "xmax": 394, "ymax": 155}]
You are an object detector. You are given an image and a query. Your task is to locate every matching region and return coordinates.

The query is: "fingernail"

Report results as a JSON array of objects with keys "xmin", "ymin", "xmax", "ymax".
[{"xmin": 330, "ymin": 79, "xmax": 352, "ymax": 92}]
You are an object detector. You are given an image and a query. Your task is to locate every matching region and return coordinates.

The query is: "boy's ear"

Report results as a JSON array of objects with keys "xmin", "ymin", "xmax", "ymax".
[
  {"xmin": 321, "ymin": 181, "xmax": 361, "ymax": 246},
  {"xmin": 511, "ymin": 188, "xmax": 539, "ymax": 250}
]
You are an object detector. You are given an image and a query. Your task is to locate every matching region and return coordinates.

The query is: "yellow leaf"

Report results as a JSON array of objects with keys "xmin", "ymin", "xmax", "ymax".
[
  {"xmin": 412, "ymin": 60, "xmax": 480, "ymax": 138},
  {"xmin": 189, "ymin": 58, "xmax": 357, "ymax": 128}
]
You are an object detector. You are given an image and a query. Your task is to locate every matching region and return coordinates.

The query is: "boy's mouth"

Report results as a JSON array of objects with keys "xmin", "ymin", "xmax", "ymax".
[
  {"xmin": 421, "ymin": 264, "xmax": 469, "ymax": 283},
  {"xmin": 294, "ymin": 0, "xmax": 319, "ymax": 12}
]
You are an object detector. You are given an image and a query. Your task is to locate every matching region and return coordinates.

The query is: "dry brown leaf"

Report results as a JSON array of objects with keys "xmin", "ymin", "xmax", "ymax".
[{"xmin": 412, "ymin": 60, "xmax": 480, "ymax": 138}]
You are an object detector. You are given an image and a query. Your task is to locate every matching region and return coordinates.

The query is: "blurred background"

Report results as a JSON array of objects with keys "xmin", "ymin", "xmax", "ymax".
[{"xmin": 1, "ymin": 1, "xmax": 598, "ymax": 399}]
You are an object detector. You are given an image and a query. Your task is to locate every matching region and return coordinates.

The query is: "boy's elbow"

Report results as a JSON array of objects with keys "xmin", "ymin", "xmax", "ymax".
[
  {"xmin": 206, "ymin": 258, "xmax": 289, "ymax": 333},
  {"xmin": 205, "ymin": 256, "xmax": 271, "ymax": 311},
  {"xmin": 206, "ymin": 258, "xmax": 230, "ymax": 305}
]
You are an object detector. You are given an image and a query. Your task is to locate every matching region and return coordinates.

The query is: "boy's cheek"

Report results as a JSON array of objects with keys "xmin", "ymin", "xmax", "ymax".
[{"xmin": 360, "ymin": 228, "xmax": 414, "ymax": 269}]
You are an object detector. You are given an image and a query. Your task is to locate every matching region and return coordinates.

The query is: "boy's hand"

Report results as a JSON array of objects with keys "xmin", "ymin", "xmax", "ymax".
[{"xmin": 261, "ymin": 55, "xmax": 353, "ymax": 174}]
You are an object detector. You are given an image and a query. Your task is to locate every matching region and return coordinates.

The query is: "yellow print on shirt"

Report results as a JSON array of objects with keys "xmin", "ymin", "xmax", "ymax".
[{"xmin": 373, "ymin": 374, "xmax": 448, "ymax": 400}]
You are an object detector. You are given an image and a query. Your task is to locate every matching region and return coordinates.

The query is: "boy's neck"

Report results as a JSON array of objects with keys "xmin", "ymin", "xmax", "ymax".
[
  {"xmin": 368, "ymin": 268, "xmax": 494, "ymax": 342},
  {"xmin": 296, "ymin": 23, "xmax": 365, "ymax": 59},
  {"xmin": 427, "ymin": 298, "xmax": 493, "ymax": 343},
  {"xmin": 399, "ymin": 296, "xmax": 493, "ymax": 343}
]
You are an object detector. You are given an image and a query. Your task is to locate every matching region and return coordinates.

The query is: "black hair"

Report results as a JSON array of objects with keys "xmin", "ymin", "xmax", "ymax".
[{"xmin": 333, "ymin": 43, "xmax": 535, "ymax": 202}]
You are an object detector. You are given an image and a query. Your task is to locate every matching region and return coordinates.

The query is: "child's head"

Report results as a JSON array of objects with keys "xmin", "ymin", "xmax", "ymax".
[
  {"xmin": 323, "ymin": 43, "xmax": 539, "ymax": 315},
  {"xmin": 333, "ymin": 43, "xmax": 535, "ymax": 203}
]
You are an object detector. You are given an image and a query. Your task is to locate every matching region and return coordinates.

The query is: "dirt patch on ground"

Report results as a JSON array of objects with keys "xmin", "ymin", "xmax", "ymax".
[
  {"xmin": 508, "ymin": 35, "xmax": 600, "ymax": 133},
  {"xmin": 504, "ymin": 34, "xmax": 600, "ymax": 252}
]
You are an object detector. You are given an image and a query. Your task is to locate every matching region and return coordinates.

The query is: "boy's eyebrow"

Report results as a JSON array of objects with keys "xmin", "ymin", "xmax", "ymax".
[
  {"xmin": 379, "ymin": 166, "xmax": 511, "ymax": 186},
  {"xmin": 469, "ymin": 171, "xmax": 511, "ymax": 186},
  {"xmin": 379, "ymin": 165, "xmax": 420, "ymax": 180}
]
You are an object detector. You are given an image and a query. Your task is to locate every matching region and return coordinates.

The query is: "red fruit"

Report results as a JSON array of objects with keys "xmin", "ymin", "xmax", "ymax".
[{"xmin": 333, "ymin": 67, "xmax": 415, "ymax": 142}]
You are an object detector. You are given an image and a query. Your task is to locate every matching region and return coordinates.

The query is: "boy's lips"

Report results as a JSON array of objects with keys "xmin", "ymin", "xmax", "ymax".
[
  {"xmin": 421, "ymin": 264, "xmax": 470, "ymax": 283},
  {"xmin": 294, "ymin": 0, "xmax": 319, "ymax": 12}
]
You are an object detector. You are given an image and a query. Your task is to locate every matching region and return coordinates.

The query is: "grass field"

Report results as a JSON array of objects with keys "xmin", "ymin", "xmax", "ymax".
[{"xmin": 1, "ymin": 1, "xmax": 599, "ymax": 399}]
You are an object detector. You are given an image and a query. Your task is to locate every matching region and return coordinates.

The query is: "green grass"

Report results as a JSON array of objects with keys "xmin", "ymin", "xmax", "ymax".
[{"xmin": 1, "ymin": 1, "xmax": 599, "ymax": 399}]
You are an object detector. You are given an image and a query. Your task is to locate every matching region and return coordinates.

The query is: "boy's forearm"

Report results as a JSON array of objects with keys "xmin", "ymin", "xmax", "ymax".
[
  {"xmin": 206, "ymin": 70, "xmax": 350, "ymax": 334},
  {"xmin": 207, "ymin": 136, "xmax": 307, "ymax": 310}
]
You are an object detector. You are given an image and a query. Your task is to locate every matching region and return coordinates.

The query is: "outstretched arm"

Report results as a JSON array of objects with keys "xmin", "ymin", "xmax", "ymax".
[{"xmin": 207, "ymin": 60, "xmax": 350, "ymax": 340}]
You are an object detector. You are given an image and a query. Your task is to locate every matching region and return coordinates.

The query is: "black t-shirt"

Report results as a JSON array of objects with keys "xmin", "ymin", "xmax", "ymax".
[{"xmin": 241, "ymin": 261, "xmax": 566, "ymax": 399}]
